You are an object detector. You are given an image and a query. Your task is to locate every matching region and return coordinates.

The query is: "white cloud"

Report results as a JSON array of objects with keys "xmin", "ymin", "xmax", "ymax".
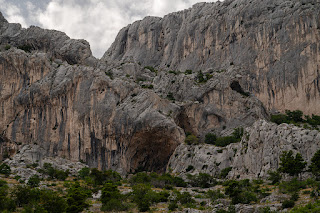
[
  {"xmin": 0, "ymin": 0, "xmax": 28, "ymax": 27},
  {"xmin": 0, "ymin": 0, "xmax": 219, "ymax": 58}
]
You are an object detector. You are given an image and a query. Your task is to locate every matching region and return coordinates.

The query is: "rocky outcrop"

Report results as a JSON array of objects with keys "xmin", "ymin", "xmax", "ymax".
[
  {"xmin": 4, "ymin": 144, "xmax": 87, "ymax": 180},
  {"xmin": 103, "ymin": 0, "xmax": 320, "ymax": 115},
  {"xmin": 168, "ymin": 120, "xmax": 320, "ymax": 179},
  {"xmin": 0, "ymin": 15, "xmax": 96, "ymax": 66}
]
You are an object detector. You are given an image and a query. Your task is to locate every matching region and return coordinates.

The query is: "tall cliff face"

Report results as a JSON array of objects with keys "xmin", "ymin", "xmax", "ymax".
[
  {"xmin": 0, "ymin": 6, "xmax": 267, "ymax": 173},
  {"xmin": 103, "ymin": 0, "xmax": 320, "ymax": 115},
  {"xmin": 1, "ymin": 0, "xmax": 319, "ymax": 174}
]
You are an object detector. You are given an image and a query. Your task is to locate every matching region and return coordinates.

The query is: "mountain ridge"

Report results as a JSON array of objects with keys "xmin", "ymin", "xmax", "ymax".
[{"xmin": 0, "ymin": 0, "xmax": 319, "ymax": 175}]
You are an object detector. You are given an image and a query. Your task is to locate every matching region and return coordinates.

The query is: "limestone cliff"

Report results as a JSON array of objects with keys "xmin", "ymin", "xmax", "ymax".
[
  {"xmin": 0, "ymin": 9, "xmax": 266, "ymax": 173},
  {"xmin": 0, "ymin": 0, "xmax": 320, "ymax": 174},
  {"xmin": 168, "ymin": 120, "xmax": 320, "ymax": 179},
  {"xmin": 104, "ymin": 0, "xmax": 320, "ymax": 115}
]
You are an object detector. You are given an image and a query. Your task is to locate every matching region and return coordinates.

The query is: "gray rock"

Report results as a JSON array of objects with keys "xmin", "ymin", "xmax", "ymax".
[
  {"xmin": 1, "ymin": 0, "xmax": 320, "ymax": 175},
  {"xmin": 103, "ymin": 0, "xmax": 320, "ymax": 115},
  {"xmin": 4, "ymin": 144, "xmax": 88, "ymax": 180},
  {"xmin": 168, "ymin": 120, "xmax": 320, "ymax": 179}
]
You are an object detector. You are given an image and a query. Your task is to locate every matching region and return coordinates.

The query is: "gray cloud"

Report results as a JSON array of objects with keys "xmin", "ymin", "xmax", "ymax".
[{"xmin": 0, "ymin": 0, "xmax": 219, "ymax": 58}]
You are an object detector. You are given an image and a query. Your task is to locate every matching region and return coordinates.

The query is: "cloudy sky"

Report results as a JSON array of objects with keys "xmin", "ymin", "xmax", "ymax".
[{"xmin": 0, "ymin": 0, "xmax": 219, "ymax": 58}]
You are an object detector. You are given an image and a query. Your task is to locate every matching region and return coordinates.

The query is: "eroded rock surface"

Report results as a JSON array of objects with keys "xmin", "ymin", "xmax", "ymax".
[
  {"xmin": 104, "ymin": 0, "xmax": 320, "ymax": 115},
  {"xmin": 4, "ymin": 144, "xmax": 87, "ymax": 180},
  {"xmin": 168, "ymin": 120, "xmax": 320, "ymax": 179},
  {"xmin": 1, "ymin": 0, "xmax": 320, "ymax": 174}
]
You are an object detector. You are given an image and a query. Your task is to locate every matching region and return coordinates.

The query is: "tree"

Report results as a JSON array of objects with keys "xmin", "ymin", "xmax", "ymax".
[
  {"xmin": 309, "ymin": 150, "xmax": 320, "ymax": 179},
  {"xmin": 132, "ymin": 184, "xmax": 152, "ymax": 212},
  {"xmin": 78, "ymin": 167, "xmax": 90, "ymax": 179},
  {"xmin": 66, "ymin": 182, "xmax": 91, "ymax": 213},
  {"xmin": 0, "ymin": 163, "xmax": 11, "ymax": 176},
  {"xmin": 100, "ymin": 183, "xmax": 127, "ymax": 212},
  {"xmin": 27, "ymin": 175, "xmax": 41, "ymax": 187},
  {"xmin": 12, "ymin": 185, "xmax": 41, "ymax": 207},
  {"xmin": 187, "ymin": 173, "xmax": 217, "ymax": 188},
  {"xmin": 0, "ymin": 180, "xmax": 16, "ymax": 212},
  {"xmin": 267, "ymin": 170, "xmax": 282, "ymax": 184},
  {"xmin": 279, "ymin": 151, "xmax": 306, "ymax": 176},
  {"xmin": 285, "ymin": 110, "xmax": 304, "ymax": 123},
  {"xmin": 101, "ymin": 183, "xmax": 121, "ymax": 204},
  {"xmin": 205, "ymin": 133, "xmax": 217, "ymax": 144},
  {"xmin": 40, "ymin": 189, "xmax": 67, "ymax": 213}
]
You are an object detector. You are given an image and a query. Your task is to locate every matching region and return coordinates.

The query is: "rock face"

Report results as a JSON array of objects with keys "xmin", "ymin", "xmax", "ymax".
[
  {"xmin": 0, "ymin": 0, "xmax": 320, "ymax": 174},
  {"xmin": 168, "ymin": 120, "xmax": 320, "ymax": 179},
  {"xmin": 104, "ymin": 0, "xmax": 320, "ymax": 115},
  {"xmin": 4, "ymin": 144, "xmax": 88, "ymax": 180},
  {"xmin": 0, "ymin": 10, "xmax": 267, "ymax": 173}
]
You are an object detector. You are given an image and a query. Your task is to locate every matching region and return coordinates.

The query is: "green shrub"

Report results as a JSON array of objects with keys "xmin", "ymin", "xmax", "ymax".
[
  {"xmin": 267, "ymin": 170, "xmax": 282, "ymax": 184},
  {"xmin": 168, "ymin": 201, "xmax": 178, "ymax": 211},
  {"xmin": 187, "ymin": 173, "xmax": 217, "ymax": 188},
  {"xmin": 290, "ymin": 191, "xmax": 299, "ymax": 201},
  {"xmin": 40, "ymin": 189, "xmax": 67, "ymax": 213},
  {"xmin": 282, "ymin": 199, "xmax": 295, "ymax": 209},
  {"xmin": 279, "ymin": 150, "xmax": 306, "ymax": 176},
  {"xmin": 216, "ymin": 205, "xmax": 236, "ymax": 213},
  {"xmin": 168, "ymin": 70, "xmax": 179, "ymax": 75},
  {"xmin": 12, "ymin": 185, "xmax": 41, "ymax": 207},
  {"xmin": 309, "ymin": 150, "xmax": 320, "ymax": 179},
  {"xmin": 100, "ymin": 183, "xmax": 128, "ymax": 212},
  {"xmin": 101, "ymin": 199, "xmax": 128, "ymax": 212},
  {"xmin": 39, "ymin": 163, "xmax": 69, "ymax": 181},
  {"xmin": 224, "ymin": 179, "xmax": 258, "ymax": 204},
  {"xmin": 196, "ymin": 70, "xmax": 207, "ymax": 83},
  {"xmin": 78, "ymin": 167, "xmax": 90, "ymax": 179},
  {"xmin": 219, "ymin": 167, "xmax": 232, "ymax": 179},
  {"xmin": 176, "ymin": 191, "xmax": 195, "ymax": 205},
  {"xmin": 259, "ymin": 206, "xmax": 277, "ymax": 213},
  {"xmin": 27, "ymin": 175, "xmax": 41, "ymax": 188},
  {"xmin": 0, "ymin": 180, "xmax": 16, "ymax": 212},
  {"xmin": 166, "ymin": 92, "xmax": 175, "ymax": 101},
  {"xmin": 144, "ymin": 66, "xmax": 157, "ymax": 73},
  {"xmin": 211, "ymin": 128, "xmax": 243, "ymax": 147},
  {"xmin": 215, "ymin": 136, "xmax": 237, "ymax": 147},
  {"xmin": 204, "ymin": 133, "xmax": 217, "ymax": 144},
  {"xmin": 4, "ymin": 44, "xmax": 11, "ymax": 50},
  {"xmin": 132, "ymin": 184, "xmax": 152, "ymax": 212},
  {"xmin": 206, "ymin": 73, "xmax": 213, "ymax": 81},
  {"xmin": 207, "ymin": 189, "xmax": 225, "ymax": 200},
  {"xmin": 0, "ymin": 163, "xmax": 11, "ymax": 176},
  {"xmin": 286, "ymin": 110, "xmax": 304, "ymax": 123},
  {"xmin": 105, "ymin": 70, "xmax": 113, "ymax": 79},
  {"xmin": 185, "ymin": 70, "xmax": 192, "ymax": 75},
  {"xmin": 279, "ymin": 178, "xmax": 307, "ymax": 194},
  {"xmin": 232, "ymin": 127, "xmax": 244, "ymax": 139},
  {"xmin": 185, "ymin": 134, "xmax": 199, "ymax": 145},
  {"xmin": 270, "ymin": 110, "xmax": 320, "ymax": 126},
  {"xmin": 66, "ymin": 182, "xmax": 91, "ymax": 213},
  {"xmin": 101, "ymin": 183, "xmax": 121, "ymax": 204},
  {"xmin": 130, "ymin": 172, "xmax": 151, "ymax": 185},
  {"xmin": 290, "ymin": 200, "xmax": 320, "ymax": 212},
  {"xmin": 88, "ymin": 168, "xmax": 121, "ymax": 186},
  {"xmin": 18, "ymin": 44, "xmax": 33, "ymax": 53},
  {"xmin": 232, "ymin": 191, "xmax": 257, "ymax": 204},
  {"xmin": 173, "ymin": 176, "xmax": 187, "ymax": 187},
  {"xmin": 305, "ymin": 114, "xmax": 320, "ymax": 127},
  {"xmin": 141, "ymin": 84, "xmax": 154, "ymax": 89}
]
